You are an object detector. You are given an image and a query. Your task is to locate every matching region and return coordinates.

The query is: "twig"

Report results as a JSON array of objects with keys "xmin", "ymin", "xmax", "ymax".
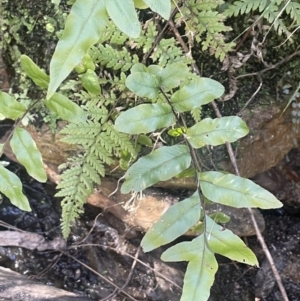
[
  {"xmin": 211, "ymin": 101, "xmax": 289, "ymax": 301},
  {"xmin": 68, "ymin": 243, "xmax": 182, "ymax": 290},
  {"xmin": 237, "ymin": 78, "xmax": 263, "ymax": 115},
  {"xmin": 100, "ymin": 246, "xmax": 140, "ymax": 301},
  {"xmin": 60, "ymin": 250, "xmax": 139, "ymax": 301},
  {"xmin": 235, "ymin": 48, "xmax": 300, "ymax": 80},
  {"xmin": 142, "ymin": 8, "xmax": 178, "ymax": 64}
]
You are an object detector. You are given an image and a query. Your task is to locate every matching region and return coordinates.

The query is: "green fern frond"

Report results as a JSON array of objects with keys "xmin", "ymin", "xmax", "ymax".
[
  {"xmin": 103, "ymin": 123, "xmax": 136, "ymax": 154},
  {"xmin": 177, "ymin": 0, "xmax": 235, "ymax": 60},
  {"xmin": 224, "ymin": 0, "xmax": 270, "ymax": 16},
  {"xmin": 286, "ymin": 1, "xmax": 300, "ymax": 23},
  {"xmin": 151, "ymin": 38, "xmax": 188, "ymax": 67},
  {"xmin": 56, "ymin": 103, "xmax": 135, "ymax": 238},
  {"xmin": 262, "ymin": 3, "xmax": 291, "ymax": 37},
  {"xmin": 93, "ymin": 44, "xmax": 139, "ymax": 72},
  {"xmin": 134, "ymin": 20, "xmax": 158, "ymax": 52},
  {"xmin": 191, "ymin": 107, "xmax": 202, "ymax": 123}
]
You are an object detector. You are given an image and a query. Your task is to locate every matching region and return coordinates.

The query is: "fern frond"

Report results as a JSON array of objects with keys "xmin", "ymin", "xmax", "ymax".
[
  {"xmin": 92, "ymin": 44, "xmax": 138, "ymax": 72},
  {"xmin": 151, "ymin": 38, "xmax": 188, "ymax": 67},
  {"xmin": 57, "ymin": 103, "xmax": 134, "ymax": 238},
  {"xmin": 177, "ymin": 0, "xmax": 235, "ymax": 60},
  {"xmin": 103, "ymin": 123, "xmax": 136, "ymax": 154},
  {"xmin": 191, "ymin": 107, "xmax": 202, "ymax": 123},
  {"xmin": 224, "ymin": 0, "xmax": 270, "ymax": 16},
  {"xmin": 286, "ymin": 1, "xmax": 300, "ymax": 23},
  {"xmin": 262, "ymin": 3, "xmax": 291, "ymax": 37},
  {"xmin": 134, "ymin": 20, "xmax": 158, "ymax": 52}
]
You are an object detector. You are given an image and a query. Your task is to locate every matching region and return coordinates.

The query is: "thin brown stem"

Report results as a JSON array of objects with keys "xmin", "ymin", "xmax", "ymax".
[{"xmin": 211, "ymin": 100, "xmax": 289, "ymax": 301}]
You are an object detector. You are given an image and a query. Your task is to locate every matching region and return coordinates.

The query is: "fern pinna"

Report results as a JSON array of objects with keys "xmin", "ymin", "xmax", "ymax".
[{"xmin": 55, "ymin": 103, "xmax": 134, "ymax": 238}]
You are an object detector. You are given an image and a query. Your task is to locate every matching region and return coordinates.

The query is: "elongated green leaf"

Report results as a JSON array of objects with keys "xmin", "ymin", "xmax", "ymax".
[
  {"xmin": 170, "ymin": 78, "xmax": 224, "ymax": 112},
  {"xmin": 0, "ymin": 165, "xmax": 31, "ymax": 211},
  {"xmin": 115, "ymin": 103, "xmax": 174, "ymax": 134},
  {"xmin": 20, "ymin": 55, "xmax": 50, "ymax": 89},
  {"xmin": 47, "ymin": 0, "xmax": 107, "ymax": 99},
  {"xmin": 186, "ymin": 117, "xmax": 249, "ymax": 148},
  {"xmin": 126, "ymin": 72, "xmax": 160, "ymax": 99},
  {"xmin": 121, "ymin": 145, "xmax": 191, "ymax": 193},
  {"xmin": 10, "ymin": 128, "xmax": 47, "ymax": 182},
  {"xmin": 45, "ymin": 93, "xmax": 87, "ymax": 123},
  {"xmin": 162, "ymin": 235, "xmax": 218, "ymax": 301},
  {"xmin": 105, "ymin": 0, "xmax": 140, "ymax": 38},
  {"xmin": 81, "ymin": 69, "xmax": 101, "ymax": 95},
  {"xmin": 206, "ymin": 216, "xmax": 258, "ymax": 266},
  {"xmin": 0, "ymin": 91, "xmax": 26, "ymax": 120},
  {"xmin": 159, "ymin": 62, "xmax": 189, "ymax": 91},
  {"xmin": 143, "ymin": 0, "xmax": 171, "ymax": 19},
  {"xmin": 199, "ymin": 171, "xmax": 283, "ymax": 209},
  {"xmin": 142, "ymin": 192, "xmax": 201, "ymax": 252}
]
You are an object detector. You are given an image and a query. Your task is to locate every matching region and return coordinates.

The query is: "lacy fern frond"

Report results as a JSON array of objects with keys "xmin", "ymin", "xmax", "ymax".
[
  {"xmin": 225, "ymin": 0, "xmax": 300, "ymax": 40},
  {"xmin": 191, "ymin": 107, "xmax": 202, "ymax": 123},
  {"xmin": 91, "ymin": 44, "xmax": 139, "ymax": 72},
  {"xmin": 224, "ymin": 0, "xmax": 270, "ymax": 16},
  {"xmin": 151, "ymin": 38, "xmax": 189, "ymax": 67},
  {"xmin": 56, "ymin": 104, "xmax": 134, "ymax": 238},
  {"xmin": 176, "ymin": 0, "xmax": 235, "ymax": 60}
]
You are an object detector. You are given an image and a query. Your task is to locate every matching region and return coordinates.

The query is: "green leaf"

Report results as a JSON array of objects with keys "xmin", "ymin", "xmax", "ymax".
[
  {"xmin": 0, "ymin": 165, "xmax": 31, "ymax": 211},
  {"xmin": 115, "ymin": 103, "xmax": 174, "ymax": 134},
  {"xmin": 105, "ymin": 0, "xmax": 140, "ymax": 38},
  {"xmin": 170, "ymin": 78, "xmax": 224, "ymax": 112},
  {"xmin": 143, "ymin": 0, "xmax": 171, "ymax": 19},
  {"xmin": 0, "ymin": 91, "xmax": 26, "ymax": 120},
  {"xmin": 159, "ymin": 62, "xmax": 189, "ymax": 91},
  {"xmin": 186, "ymin": 116, "xmax": 249, "ymax": 148},
  {"xmin": 199, "ymin": 171, "xmax": 283, "ymax": 209},
  {"xmin": 10, "ymin": 128, "xmax": 47, "ymax": 182},
  {"xmin": 137, "ymin": 135, "xmax": 153, "ymax": 146},
  {"xmin": 45, "ymin": 93, "xmax": 87, "ymax": 123},
  {"xmin": 147, "ymin": 65, "xmax": 163, "ymax": 75},
  {"xmin": 131, "ymin": 63, "xmax": 148, "ymax": 73},
  {"xmin": 121, "ymin": 145, "xmax": 191, "ymax": 193},
  {"xmin": 80, "ymin": 69, "xmax": 101, "ymax": 95},
  {"xmin": 126, "ymin": 72, "xmax": 160, "ymax": 99},
  {"xmin": 162, "ymin": 235, "xmax": 218, "ymax": 301},
  {"xmin": 209, "ymin": 212, "xmax": 230, "ymax": 224},
  {"xmin": 20, "ymin": 55, "xmax": 50, "ymax": 89},
  {"xmin": 141, "ymin": 192, "xmax": 201, "ymax": 252},
  {"xmin": 206, "ymin": 216, "xmax": 258, "ymax": 266},
  {"xmin": 47, "ymin": 0, "xmax": 107, "ymax": 99}
]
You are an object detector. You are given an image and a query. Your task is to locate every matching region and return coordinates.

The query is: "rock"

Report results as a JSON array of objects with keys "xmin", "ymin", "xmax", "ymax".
[{"xmin": 0, "ymin": 267, "xmax": 92, "ymax": 301}]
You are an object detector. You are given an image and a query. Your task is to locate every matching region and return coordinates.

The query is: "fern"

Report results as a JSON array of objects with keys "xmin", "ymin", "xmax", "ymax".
[
  {"xmin": 225, "ymin": 0, "xmax": 300, "ymax": 40},
  {"xmin": 176, "ymin": 0, "xmax": 235, "ymax": 61},
  {"xmin": 151, "ymin": 38, "xmax": 189, "ymax": 67},
  {"xmin": 56, "ymin": 103, "xmax": 135, "ymax": 238},
  {"xmin": 224, "ymin": 0, "xmax": 271, "ymax": 16},
  {"xmin": 134, "ymin": 20, "xmax": 158, "ymax": 52},
  {"xmin": 91, "ymin": 44, "xmax": 139, "ymax": 72}
]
